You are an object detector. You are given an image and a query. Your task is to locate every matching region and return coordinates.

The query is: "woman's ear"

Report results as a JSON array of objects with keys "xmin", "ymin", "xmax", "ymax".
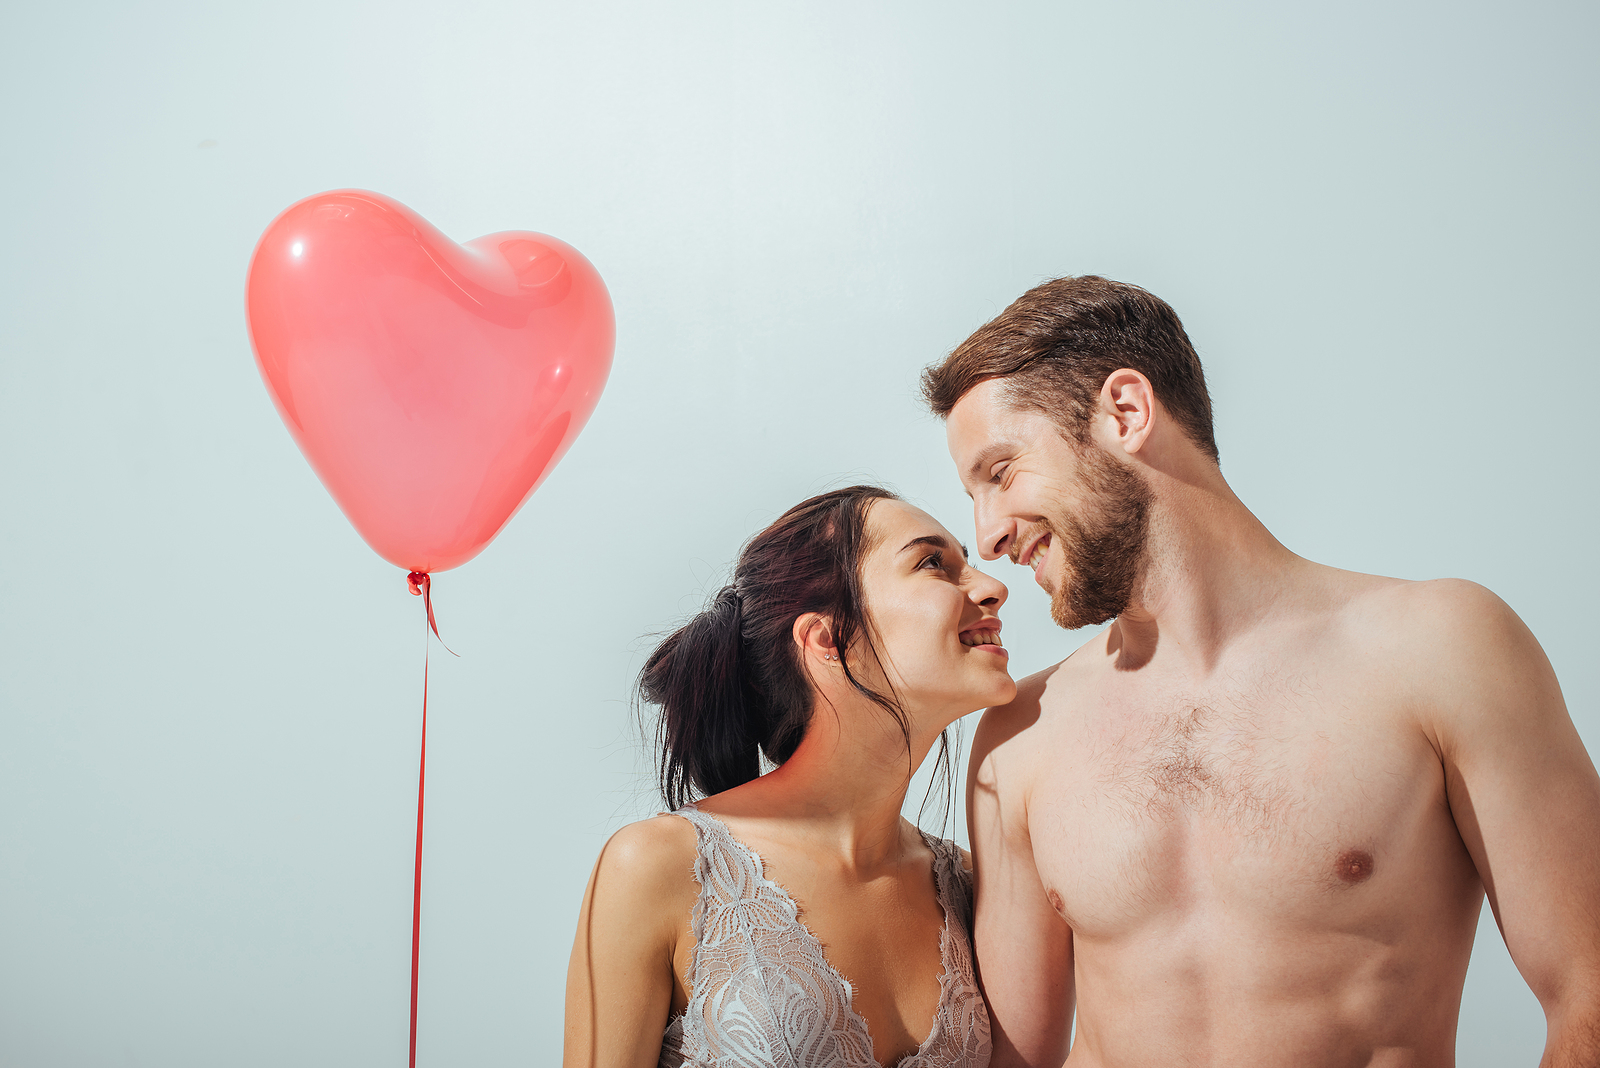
[{"xmin": 792, "ymin": 612, "xmax": 841, "ymax": 667}]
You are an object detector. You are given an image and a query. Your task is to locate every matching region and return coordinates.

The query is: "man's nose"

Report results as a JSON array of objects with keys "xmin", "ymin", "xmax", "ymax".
[{"xmin": 974, "ymin": 498, "xmax": 1012, "ymax": 562}]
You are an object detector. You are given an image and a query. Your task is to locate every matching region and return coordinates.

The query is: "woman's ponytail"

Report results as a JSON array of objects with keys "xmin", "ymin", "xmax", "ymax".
[
  {"xmin": 638, "ymin": 485, "xmax": 905, "ymax": 811},
  {"xmin": 640, "ymin": 584, "xmax": 763, "ymax": 810}
]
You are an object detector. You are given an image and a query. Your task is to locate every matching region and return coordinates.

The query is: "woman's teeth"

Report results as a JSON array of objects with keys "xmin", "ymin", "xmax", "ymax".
[{"xmin": 961, "ymin": 631, "xmax": 1003, "ymax": 648}]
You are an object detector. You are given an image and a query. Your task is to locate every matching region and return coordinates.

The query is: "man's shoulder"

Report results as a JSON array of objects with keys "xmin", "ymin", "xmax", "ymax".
[
  {"xmin": 1312, "ymin": 573, "xmax": 1547, "ymax": 734},
  {"xmin": 972, "ymin": 631, "xmax": 1105, "ymax": 761},
  {"xmin": 1359, "ymin": 576, "xmax": 1544, "ymax": 688},
  {"xmin": 972, "ymin": 666, "xmax": 1051, "ymax": 756},
  {"xmin": 1330, "ymin": 573, "xmax": 1521, "ymax": 653}
]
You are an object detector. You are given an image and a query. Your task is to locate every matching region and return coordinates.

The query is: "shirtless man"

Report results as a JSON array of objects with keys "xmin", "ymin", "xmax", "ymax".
[{"xmin": 921, "ymin": 276, "xmax": 1600, "ymax": 1067}]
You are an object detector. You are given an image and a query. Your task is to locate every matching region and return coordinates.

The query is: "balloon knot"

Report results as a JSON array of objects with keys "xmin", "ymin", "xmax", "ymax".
[{"xmin": 408, "ymin": 571, "xmax": 428, "ymax": 595}]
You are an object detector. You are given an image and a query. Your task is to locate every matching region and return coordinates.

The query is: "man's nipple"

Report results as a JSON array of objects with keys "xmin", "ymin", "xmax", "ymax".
[
  {"xmin": 1047, "ymin": 888, "xmax": 1065, "ymax": 914},
  {"xmin": 1334, "ymin": 848, "xmax": 1375, "ymax": 884}
]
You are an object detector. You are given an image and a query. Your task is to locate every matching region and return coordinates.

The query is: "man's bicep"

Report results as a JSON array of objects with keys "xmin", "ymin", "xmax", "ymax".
[
  {"xmin": 1434, "ymin": 589, "xmax": 1600, "ymax": 1015},
  {"xmin": 969, "ymin": 739, "xmax": 1074, "ymax": 1068}
]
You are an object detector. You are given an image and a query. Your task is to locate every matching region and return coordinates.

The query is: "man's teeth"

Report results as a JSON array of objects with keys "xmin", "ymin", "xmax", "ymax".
[
  {"xmin": 961, "ymin": 631, "xmax": 1003, "ymax": 648},
  {"xmin": 1028, "ymin": 543, "xmax": 1046, "ymax": 568}
]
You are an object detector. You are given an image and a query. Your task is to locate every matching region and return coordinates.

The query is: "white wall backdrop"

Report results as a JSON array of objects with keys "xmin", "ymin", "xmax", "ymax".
[{"xmin": 1, "ymin": 1, "xmax": 1595, "ymax": 1064}]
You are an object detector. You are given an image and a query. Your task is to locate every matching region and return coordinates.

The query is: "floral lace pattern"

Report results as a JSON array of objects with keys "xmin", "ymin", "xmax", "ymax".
[{"xmin": 659, "ymin": 805, "xmax": 990, "ymax": 1068}]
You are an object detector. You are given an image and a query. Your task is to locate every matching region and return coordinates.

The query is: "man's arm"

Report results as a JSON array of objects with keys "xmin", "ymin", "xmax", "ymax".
[
  {"xmin": 968, "ymin": 673, "xmax": 1076, "ymax": 1068},
  {"xmin": 1416, "ymin": 580, "xmax": 1600, "ymax": 1068}
]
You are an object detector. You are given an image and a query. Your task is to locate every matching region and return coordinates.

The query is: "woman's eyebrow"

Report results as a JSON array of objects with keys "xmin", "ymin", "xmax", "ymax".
[{"xmin": 898, "ymin": 535, "xmax": 970, "ymax": 559}]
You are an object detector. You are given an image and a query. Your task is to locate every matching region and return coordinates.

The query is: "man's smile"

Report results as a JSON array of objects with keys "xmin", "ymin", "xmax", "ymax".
[{"xmin": 1015, "ymin": 531, "xmax": 1053, "ymax": 587}]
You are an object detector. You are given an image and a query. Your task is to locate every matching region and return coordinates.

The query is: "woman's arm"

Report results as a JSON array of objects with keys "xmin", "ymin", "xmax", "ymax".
[{"xmin": 563, "ymin": 816, "xmax": 699, "ymax": 1068}]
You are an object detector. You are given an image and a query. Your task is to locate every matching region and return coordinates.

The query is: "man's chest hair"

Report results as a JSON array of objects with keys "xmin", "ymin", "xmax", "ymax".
[{"xmin": 1043, "ymin": 659, "xmax": 1410, "ymax": 834}]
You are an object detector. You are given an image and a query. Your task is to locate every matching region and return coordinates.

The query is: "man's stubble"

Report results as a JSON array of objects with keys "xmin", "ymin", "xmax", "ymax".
[{"xmin": 1043, "ymin": 442, "xmax": 1153, "ymax": 631}]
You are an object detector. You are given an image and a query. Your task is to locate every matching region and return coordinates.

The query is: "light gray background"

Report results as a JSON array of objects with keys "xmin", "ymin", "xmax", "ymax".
[{"xmin": 1, "ymin": 1, "xmax": 1594, "ymax": 1064}]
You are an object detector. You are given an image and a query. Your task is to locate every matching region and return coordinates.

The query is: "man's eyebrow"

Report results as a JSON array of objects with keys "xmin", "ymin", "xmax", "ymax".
[
  {"xmin": 899, "ymin": 534, "xmax": 969, "ymax": 559},
  {"xmin": 966, "ymin": 442, "xmax": 1018, "ymax": 482}
]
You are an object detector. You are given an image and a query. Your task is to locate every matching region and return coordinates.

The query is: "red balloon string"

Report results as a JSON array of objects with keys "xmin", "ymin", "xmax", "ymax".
[
  {"xmin": 407, "ymin": 572, "xmax": 458, "ymax": 657},
  {"xmin": 403, "ymin": 572, "xmax": 457, "ymax": 1068},
  {"xmin": 410, "ymin": 632, "xmax": 427, "ymax": 1068}
]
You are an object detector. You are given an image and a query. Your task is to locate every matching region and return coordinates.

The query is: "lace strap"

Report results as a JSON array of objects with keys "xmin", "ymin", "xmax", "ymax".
[
  {"xmin": 668, "ymin": 805, "xmax": 794, "ymax": 942},
  {"xmin": 671, "ymin": 805, "xmax": 755, "ymax": 875},
  {"xmin": 925, "ymin": 836, "xmax": 975, "ymax": 935}
]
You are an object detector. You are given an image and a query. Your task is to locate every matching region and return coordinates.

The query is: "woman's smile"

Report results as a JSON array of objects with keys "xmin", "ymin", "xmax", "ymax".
[{"xmin": 959, "ymin": 622, "xmax": 1007, "ymax": 658}]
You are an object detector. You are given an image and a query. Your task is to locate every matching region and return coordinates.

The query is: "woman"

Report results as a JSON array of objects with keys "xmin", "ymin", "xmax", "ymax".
[{"xmin": 564, "ymin": 485, "xmax": 1015, "ymax": 1068}]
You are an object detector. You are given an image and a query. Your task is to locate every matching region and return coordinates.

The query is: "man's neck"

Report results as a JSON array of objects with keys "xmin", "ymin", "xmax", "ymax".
[{"xmin": 1111, "ymin": 465, "xmax": 1303, "ymax": 674}]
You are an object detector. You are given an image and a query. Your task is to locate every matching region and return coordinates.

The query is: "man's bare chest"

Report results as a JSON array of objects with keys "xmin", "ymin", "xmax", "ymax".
[{"xmin": 1023, "ymin": 667, "xmax": 1455, "ymax": 938}]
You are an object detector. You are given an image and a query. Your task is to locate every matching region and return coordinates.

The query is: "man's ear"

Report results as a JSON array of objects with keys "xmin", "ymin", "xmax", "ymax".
[
  {"xmin": 792, "ymin": 612, "xmax": 840, "ymax": 668},
  {"xmin": 1097, "ymin": 369, "xmax": 1156, "ymax": 455}
]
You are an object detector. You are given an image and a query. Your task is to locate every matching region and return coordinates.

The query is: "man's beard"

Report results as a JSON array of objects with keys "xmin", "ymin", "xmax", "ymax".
[{"xmin": 1040, "ymin": 446, "xmax": 1153, "ymax": 631}]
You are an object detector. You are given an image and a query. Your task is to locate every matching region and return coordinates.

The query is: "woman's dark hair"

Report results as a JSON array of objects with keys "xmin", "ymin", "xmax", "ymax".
[{"xmin": 639, "ymin": 485, "xmax": 956, "ymax": 825}]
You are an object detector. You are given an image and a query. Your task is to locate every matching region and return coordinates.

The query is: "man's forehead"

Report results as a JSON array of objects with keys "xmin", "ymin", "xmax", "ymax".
[
  {"xmin": 947, "ymin": 381, "xmax": 1039, "ymax": 461},
  {"xmin": 948, "ymin": 377, "xmax": 1025, "ymax": 427}
]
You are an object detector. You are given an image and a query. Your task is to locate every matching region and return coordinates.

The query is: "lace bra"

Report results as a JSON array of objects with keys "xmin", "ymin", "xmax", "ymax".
[{"xmin": 658, "ymin": 805, "xmax": 991, "ymax": 1068}]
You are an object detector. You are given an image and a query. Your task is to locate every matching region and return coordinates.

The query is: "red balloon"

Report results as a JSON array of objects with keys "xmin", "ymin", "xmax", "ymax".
[{"xmin": 246, "ymin": 190, "xmax": 614, "ymax": 574}]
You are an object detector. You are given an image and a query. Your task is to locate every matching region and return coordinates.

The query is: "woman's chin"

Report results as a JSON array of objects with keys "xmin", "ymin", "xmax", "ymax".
[
  {"xmin": 959, "ymin": 680, "xmax": 1018, "ymax": 716},
  {"xmin": 987, "ymin": 676, "xmax": 1019, "ymax": 707}
]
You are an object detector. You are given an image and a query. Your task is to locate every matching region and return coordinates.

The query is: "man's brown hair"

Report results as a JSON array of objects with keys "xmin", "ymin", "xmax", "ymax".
[{"xmin": 921, "ymin": 275, "xmax": 1219, "ymax": 462}]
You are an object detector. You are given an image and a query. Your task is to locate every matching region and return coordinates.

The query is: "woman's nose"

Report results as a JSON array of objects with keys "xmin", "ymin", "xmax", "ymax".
[{"xmin": 971, "ymin": 567, "xmax": 1008, "ymax": 609}]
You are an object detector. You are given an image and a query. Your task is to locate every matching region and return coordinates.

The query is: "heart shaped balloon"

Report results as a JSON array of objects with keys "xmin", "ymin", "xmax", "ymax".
[{"xmin": 246, "ymin": 190, "xmax": 614, "ymax": 574}]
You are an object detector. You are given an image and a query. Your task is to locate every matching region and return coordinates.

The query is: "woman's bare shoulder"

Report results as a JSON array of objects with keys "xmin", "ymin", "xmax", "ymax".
[
  {"xmin": 596, "ymin": 814, "xmax": 699, "ymax": 882},
  {"xmin": 588, "ymin": 814, "xmax": 702, "ymax": 929}
]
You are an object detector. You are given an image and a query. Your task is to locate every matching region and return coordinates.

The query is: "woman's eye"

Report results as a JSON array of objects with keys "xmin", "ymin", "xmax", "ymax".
[{"xmin": 918, "ymin": 552, "xmax": 944, "ymax": 571}]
